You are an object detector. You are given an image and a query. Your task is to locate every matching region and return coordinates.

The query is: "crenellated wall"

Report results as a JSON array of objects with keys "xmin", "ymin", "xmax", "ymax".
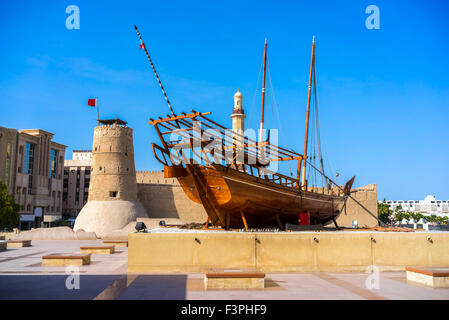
[{"xmin": 136, "ymin": 170, "xmax": 177, "ymax": 185}]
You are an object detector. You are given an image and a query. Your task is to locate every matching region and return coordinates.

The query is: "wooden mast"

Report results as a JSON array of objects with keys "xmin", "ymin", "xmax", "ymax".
[
  {"xmin": 298, "ymin": 36, "xmax": 316, "ymax": 188},
  {"xmin": 259, "ymin": 38, "xmax": 268, "ymax": 142}
]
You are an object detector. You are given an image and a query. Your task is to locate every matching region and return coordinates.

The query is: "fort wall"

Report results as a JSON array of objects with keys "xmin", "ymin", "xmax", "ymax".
[
  {"xmin": 336, "ymin": 184, "xmax": 378, "ymax": 228},
  {"xmin": 136, "ymin": 170, "xmax": 206, "ymax": 223}
]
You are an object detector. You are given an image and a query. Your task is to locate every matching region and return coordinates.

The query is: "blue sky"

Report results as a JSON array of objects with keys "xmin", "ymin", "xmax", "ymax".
[{"xmin": 0, "ymin": 0, "xmax": 448, "ymax": 200}]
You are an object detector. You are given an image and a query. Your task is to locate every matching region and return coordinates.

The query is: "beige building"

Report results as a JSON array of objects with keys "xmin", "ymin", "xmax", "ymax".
[
  {"xmin": 0, "ymin": 126, "xmax": 66, "ymax": 230},
  {"xmin": 62, "ymin": 150, "xmax": 92, "ymax": 218}
]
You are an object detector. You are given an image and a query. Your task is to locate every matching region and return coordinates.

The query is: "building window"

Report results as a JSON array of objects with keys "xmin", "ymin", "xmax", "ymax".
[
  {"xmin": 49, "ymin": 149, "xmax": 58, "ymax": 178},
  {"xmin": 5, "ymin": 143, "xmax": 13, "ymax": 187},
  {"xmin": 109, "ymin": 191, "xmax": 117, "ymax": 198},
  {"xmin": 24, "ymin": 142, "xmax": 35, "ymax": 175}
]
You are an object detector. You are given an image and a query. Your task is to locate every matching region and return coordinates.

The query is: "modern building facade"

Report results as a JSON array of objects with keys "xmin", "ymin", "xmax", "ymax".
[
  {"xmin": 0, "ymin": 126, "xmax": 66, "ymax": 229},
  {"xmin": 62, "ymin": 150, "xmax": 92, "ymax": 218},
  {"xmin": 385, "ymin": 195, "xmax": 449, "ymax": 216}
]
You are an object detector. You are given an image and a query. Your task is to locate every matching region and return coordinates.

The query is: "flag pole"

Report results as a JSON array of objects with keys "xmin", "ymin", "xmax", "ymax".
[{"xmin": 97, "ymin": 97, "xmax": 100, "ymax": 125}]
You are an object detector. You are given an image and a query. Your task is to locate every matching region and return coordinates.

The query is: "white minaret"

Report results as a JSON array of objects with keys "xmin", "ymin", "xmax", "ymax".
[
  {"xmin": 230, "ymin": 90, "xmax": 246, "ymax": 136},
  {"xmin": 230, "ymin": 90, "xmax": 246, "ymax": 165}
]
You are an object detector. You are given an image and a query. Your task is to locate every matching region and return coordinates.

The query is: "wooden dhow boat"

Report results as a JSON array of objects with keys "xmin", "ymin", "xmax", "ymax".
[{"xmin": 135, "ymin": 26, "xmax": 355, "ymax": 230}]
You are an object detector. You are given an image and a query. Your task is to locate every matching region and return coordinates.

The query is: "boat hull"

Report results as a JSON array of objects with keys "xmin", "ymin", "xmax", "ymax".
[{"xmin": 170, "ymin": 165, "xmax": 345, "ymax": 229}]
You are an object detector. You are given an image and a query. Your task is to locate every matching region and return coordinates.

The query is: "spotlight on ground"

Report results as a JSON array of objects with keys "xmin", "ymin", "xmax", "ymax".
[{"xmin": 135, "ymin": 222, "xmax": 147, "ymax": 232}]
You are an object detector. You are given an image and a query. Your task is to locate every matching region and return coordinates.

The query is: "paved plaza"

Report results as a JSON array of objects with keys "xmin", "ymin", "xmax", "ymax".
[{"xmin": 0, "ymin": 240, "xmax": 449, "ymax": 300}]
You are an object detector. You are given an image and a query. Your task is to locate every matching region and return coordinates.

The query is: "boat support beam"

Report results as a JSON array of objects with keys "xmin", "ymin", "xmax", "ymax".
[
  {"xmin": 275, "ymin": 214, "xmax": 284, "ymax": 230},
  {"xmin": 240, "ymin": 210, "xmax": 249, "ymax": 231},
  {"xmin": 332, "ymin": 217, "xmax": 339, "ymax": 229}
]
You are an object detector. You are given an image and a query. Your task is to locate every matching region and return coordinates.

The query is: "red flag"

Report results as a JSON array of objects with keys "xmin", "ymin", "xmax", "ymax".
[
  {"xmin": 88, "ymin": 98, "xmax": 97, "ymax": 107},
  {"xmin": 139, "ymin": 43, "xmax": 145, "ymax": 50}
]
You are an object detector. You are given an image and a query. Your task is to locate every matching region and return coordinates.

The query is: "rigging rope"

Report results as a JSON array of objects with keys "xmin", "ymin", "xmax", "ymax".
[
  {"xmin": 267, "ymin": 58, "xmax": 293, "ymax": 177},
  {"xmin": 312, "ymin": 59, "xmax": 326, "ymax": 187},
  {"xmin": 247, "ymin": 49, "xmax": 265, "ymax": 130},
  {"xmin": 134, "ymin": 25, "xmax": 176, "ymax": 117}
]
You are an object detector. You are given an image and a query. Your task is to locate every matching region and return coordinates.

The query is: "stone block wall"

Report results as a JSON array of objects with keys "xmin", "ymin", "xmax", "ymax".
[
  {"xmin": 336, "ymin": 184, "xmax": 378, "ymax": 228},
  {"xmin": 136, "ymin": 170, "xmax": 206, "ymax": 222}
]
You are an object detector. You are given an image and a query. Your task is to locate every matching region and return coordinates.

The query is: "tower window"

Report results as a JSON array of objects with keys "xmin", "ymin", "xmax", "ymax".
[{"xmin": 109, "ymin": 191, "xmax": 118, "ymax": 198}]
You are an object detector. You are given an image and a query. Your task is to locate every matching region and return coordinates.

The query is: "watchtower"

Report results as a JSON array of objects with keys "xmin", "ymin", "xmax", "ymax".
[{"xmin": 74, "ymin": 119, "xmax": 147, "ymax": 237}]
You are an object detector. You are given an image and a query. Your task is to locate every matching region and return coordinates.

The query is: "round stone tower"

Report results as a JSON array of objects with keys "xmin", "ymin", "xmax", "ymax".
[{"xmin": 74, "ymin": 119, "xmax": 147, "ymax": 237}]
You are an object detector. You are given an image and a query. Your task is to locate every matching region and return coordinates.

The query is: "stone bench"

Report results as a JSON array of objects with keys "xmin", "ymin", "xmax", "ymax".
[
  {"xmin": 80, "ymin": 246, "xmax": 115, "ymax": 254},
  {"xmin": 7, "ymin": 240, "xmax": 31, "ymax": 248},
  {"xmin": 103, "ymin": 240, "xmax": 128, "ymax": 247},
  {"xmin": 0, "ymin": 241, "xmax": 7, "ymax": 252},
  {"xmin": 406, "ymin": 267, "xmax": 449, "ymax": 288},
  {"xmin": 204, "ymin": 269, "xmax": 265, "ymax": 289},
  {"xmin": 42, "ymin": 254, "xmax": 91, "ymax": 266}
]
